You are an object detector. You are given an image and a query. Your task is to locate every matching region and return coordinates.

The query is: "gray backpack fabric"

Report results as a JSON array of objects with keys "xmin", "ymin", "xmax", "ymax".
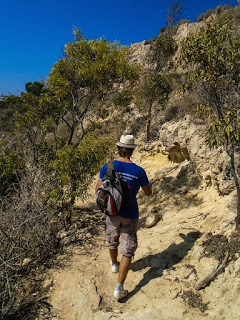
[{"xmin": 96, "ymin": 161, "xmax": 125, "ymax": 216}]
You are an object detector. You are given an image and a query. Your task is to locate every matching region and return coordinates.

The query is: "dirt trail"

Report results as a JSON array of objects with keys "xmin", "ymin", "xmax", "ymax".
[{"xmin": 43, "ymin": 151, "xmax": 240, "ymax": 320}]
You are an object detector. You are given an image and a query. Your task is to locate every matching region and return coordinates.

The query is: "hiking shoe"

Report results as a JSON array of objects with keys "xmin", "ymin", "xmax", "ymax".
[
  {"xmin": 110, "ymin": 261, "xmax": 119, "ymax": 273},
  {"xmin": 114, "ymin": 287, "xmax": 128, "ymax": 299}
]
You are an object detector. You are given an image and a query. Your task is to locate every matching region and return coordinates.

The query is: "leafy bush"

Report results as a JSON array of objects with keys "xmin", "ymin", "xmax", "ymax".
[
  {"xmin": 0, "ymin": 146, "xmax": 24, "ymax": 195},
  {"xmin": 150, "ymin": 34, "xmax": 178, "ymax": 73},
  {"xmin": 216, "ymin": 5, "xmax": 240, "ymax": 27},
  {"xmin": 113, "ymin": 89, "xmax": 133, "ymax": 107},
  {"xmin": 96, "ymin": 106, "xmax": 110, "ymax": 119},
  {"xmin": 197, "ymin": 9, "xmax": 214, "ymax": 22},
  {"xmin": 164, "ymin": 105, "xmax": 180, "ymax": 122},
  {"xmin": 197, "ymin": 5, "xmax": 233, "ymax": 22},
  {"xmin": 48, "ymin": 134, "xmax": 114, "ymax": 222},
  {"xmin": 215, "ymin": 4, "xmax": 231, "ymax": 14},
  {"xmin": 25, "ymin": 81, "xmax": 47, "ymax": 96},
  {"xmin": 154, "ymin": 34, "xmax": 178, "ymax": 57}
]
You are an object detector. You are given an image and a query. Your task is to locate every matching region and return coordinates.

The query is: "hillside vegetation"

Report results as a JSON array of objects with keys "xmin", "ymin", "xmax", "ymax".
[{"xmin": 0, "ymin": 4, "xmax": 240, "ymax": 319}]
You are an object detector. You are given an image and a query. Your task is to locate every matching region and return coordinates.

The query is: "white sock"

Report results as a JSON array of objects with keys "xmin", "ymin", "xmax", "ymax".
[{"xmin": 116, "ymin": 282, "xmax": 123, "ymax": 290}]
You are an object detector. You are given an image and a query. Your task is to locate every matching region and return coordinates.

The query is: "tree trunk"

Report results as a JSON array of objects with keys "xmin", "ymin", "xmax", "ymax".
[
  {"xmin": 67, "ymin": 126, "xmax": 75, "ymax": 145},
  {"xmin": 146, "ymin": 101, "xmax": 153, "ymax": 142}
]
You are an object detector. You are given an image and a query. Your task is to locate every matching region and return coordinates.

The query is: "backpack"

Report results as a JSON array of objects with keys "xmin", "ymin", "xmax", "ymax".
[{"xmin": 95, "ymin": 161, "xmax": 129, "ymax": 216}]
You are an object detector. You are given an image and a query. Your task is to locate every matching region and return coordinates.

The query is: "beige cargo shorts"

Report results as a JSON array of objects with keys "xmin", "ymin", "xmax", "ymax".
[{"xmin": 105, "ymin": 215, "xmax": 138, "ymax": 258}]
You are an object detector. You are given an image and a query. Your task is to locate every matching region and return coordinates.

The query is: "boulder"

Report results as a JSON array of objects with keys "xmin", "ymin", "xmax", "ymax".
[{"xmin": 145, "ymin": 214, "xmax": 159, "ymax": 228}]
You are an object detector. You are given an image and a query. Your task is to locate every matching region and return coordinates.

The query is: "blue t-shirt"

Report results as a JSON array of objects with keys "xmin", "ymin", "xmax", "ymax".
[{"xmin": 99, "ymin": 160, "xmax": 149, "ymax": 219}]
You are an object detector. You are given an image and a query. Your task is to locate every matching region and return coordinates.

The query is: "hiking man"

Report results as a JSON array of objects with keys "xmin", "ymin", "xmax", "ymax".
[{"xmin": 95, "ymin": 135, "xmax": 152, "ymax": 299}]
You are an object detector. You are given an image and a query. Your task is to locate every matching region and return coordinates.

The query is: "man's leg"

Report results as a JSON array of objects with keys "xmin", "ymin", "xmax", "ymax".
[
  {"xmin": 109, "ymin": 248, "xmax": 118, "ymax": 265},
  {"xmin": 105, "ymin": 216, "xmax": 120, "ymax": 272},
  {"xmin": 114, "ymin": 218, "xmax": 137, "ymax": 299},
  {"xmin": 118, "ymin": 255, "xmax": 131, "ymax": 284},
  {"xmin": 113, "ymin": 255, "xmax": 131, "ymax": 299}
]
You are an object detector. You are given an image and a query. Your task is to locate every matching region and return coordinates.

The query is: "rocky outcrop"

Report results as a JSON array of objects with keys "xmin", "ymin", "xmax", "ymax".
[
  {"xmin": 158, "ymin": 115, "xmax": 238, "ymax": 196},
  {"xmin": 162, "ymin": 142, "xmax": 190, "ymax": 163},
  {"xmin": 125, "ymin": 108, "xmax": 145, "ymax": 136},
  {"xmin": 173, "ymin": 21, "xmax": 206, "ymax": 42},
  {"xmin": 130, "ymin": 40, "xmax": 151, "ymax": 67}
]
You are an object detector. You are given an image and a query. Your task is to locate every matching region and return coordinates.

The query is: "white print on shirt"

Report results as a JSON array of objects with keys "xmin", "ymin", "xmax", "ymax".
[{"xmin": 117, "ymin": 171, "xmax": 139, "ymax": 182}]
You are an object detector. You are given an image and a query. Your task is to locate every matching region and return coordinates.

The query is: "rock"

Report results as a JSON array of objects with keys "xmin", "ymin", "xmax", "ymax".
[
  {"xmin": 130, "ymin": 41, "xmax": 151, "ymax": 68},
  {"xmin": 125, "ymin": 113, "xmax": 145, "ymax": 136},
  {"xmin": 76, "ymin": 232, "xmax": 84, "ymax": 241},
  {"xmin": 57, "ymin": 231, "xmax": 67, "ymax": 240},
  {"xmin": 145, "ymin": 214, "xmax": 159, "ymax": 228},
  {"xmin": 60, "ymin": 237, "xmax": 71, "ymax": 246},
  {"xmin": 151, "ymin": 206, "xmax": 160, "ymax": 214},
  {"xmin": 174, "ymin": 21, "xmax": 206, "ymax": 42},
  {"xmin": 22, "ymin": 258, "xmax": 32, "ymax": 266},
  {"xmin": 113, "ymin": 309, "xmax": 120, "ymax": 314},
  {"xmin": 60, "ymin": 235, "xmax": 76, "ymax": 246},
  {"xmin": 188, "ymin": 190, "xmax": 199, "ymax": 198},
  {"xmin": 234, "ymin": 258, "xmax": 240, "ymax": 274},
  {"xmin": 167, "ymin": 142, "xmax": 190, "ymax": 163},
  {"xmin": 86, "ymin": 232, "xmax": 92, "ymax": 239},
  {"xmin": 43, "ymin": 278, "xmax": 53, "ymax": 289}
]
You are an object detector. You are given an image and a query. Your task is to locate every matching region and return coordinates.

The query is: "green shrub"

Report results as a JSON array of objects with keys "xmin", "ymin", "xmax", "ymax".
[
  {"xmin": 48, "ymin": 134, "xmax": 114, "ymax": 222},
  {"xmin": 113, "ymin": 89, "xmax": 133, "ymax": 107},
  {"xmin": 197, "ymin": 9, "xmax": 214, "ymax": 22},
  {"xmin": 0, "ymin": 146, "xmax": 24, "ymax": 195}
]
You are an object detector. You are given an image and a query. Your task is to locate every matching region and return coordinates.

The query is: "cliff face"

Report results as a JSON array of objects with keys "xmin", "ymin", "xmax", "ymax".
[
  {"xmin": 173, "ymin": 20, "xmax": 206, "ymax": 42},
  {"xmin": 129, "ymin": 18, "xmax": 208, "ymax": 67},
  {"xmin": 127, "ymin": 15, "xmax": 239, "ymax": 204}
]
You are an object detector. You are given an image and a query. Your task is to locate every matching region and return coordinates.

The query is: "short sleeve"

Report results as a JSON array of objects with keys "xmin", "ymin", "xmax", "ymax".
[
  {"xmin": 139, "ymin": 168, "xmax": 149, "ymax": 187},
  {"xmin": 99, "ymin": 163, "xmax": 107, "ymax": 179}
]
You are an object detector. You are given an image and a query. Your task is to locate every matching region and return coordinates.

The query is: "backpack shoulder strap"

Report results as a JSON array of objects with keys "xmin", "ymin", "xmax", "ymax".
[{"xmin": 107, "ymin": 160, "xmax": 114, "ymax": 172}]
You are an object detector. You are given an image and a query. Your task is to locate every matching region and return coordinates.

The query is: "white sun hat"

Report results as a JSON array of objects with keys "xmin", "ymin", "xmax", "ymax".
[{"xmin": 116, "ymin": 135, "xmax": 138, "ymax": 149}]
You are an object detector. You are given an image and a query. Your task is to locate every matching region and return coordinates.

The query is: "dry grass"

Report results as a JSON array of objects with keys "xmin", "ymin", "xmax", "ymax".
[{"xmin": 0, "ymin": 167, "xmax": 60, "ymax": 319}]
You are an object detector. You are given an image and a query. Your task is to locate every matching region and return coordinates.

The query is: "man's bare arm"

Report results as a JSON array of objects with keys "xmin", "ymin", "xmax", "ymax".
[{"xmin": 141, "ymin": 185, "xmax": 152, "ymax": 196}]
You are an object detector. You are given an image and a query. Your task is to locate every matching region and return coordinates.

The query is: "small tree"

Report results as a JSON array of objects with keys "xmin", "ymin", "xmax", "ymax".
[
  {"xmin": 25, "ymin": 81, "xmax": 46, "ymax": 96},
  {"xmin": 179, "ymin": 22, "xmax": 240, "ymax": 227},
  {"xmin": 5, "ymin": 92, "xmax": 62, "ymax": 164},
  {"xmin": 48, "ymin": 30, "xmax": 139, "ymax": 147},
  {"xmin": 152, "ymin": 33, "xmax": 178, "ymax": 73},
  {"xmin": 135, "ymin": 32, "xmax": 177, "ymax": 141},
  {"xmin": 166, "ymin": 0, "xmax": 183, "ymax": 36},
  {"xmin": 135, "ymin": 73, "xmax": 173, "ymax": 141}
]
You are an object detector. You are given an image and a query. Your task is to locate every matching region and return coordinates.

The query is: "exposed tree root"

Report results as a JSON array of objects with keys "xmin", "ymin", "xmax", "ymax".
[{"xmin": 195, "ymin": 251, "xmax": 229, "ymax": 291}]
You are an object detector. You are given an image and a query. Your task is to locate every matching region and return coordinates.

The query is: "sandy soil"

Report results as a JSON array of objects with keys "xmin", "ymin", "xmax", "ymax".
[{"xmin": 42, "ymin": 151, "xmax": 240, "ymax": 320}]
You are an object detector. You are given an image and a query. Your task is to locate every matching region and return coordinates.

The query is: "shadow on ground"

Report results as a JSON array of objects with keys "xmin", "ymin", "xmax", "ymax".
[{"xmin": 119, "ymin": 231, "xmax": 201, "ymax": 303}]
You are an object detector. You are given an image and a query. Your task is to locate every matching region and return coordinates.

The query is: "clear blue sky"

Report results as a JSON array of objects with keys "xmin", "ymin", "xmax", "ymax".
[{"xmin": 0, "ymin": 0, "xmax": 238, "ymax": 95}]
